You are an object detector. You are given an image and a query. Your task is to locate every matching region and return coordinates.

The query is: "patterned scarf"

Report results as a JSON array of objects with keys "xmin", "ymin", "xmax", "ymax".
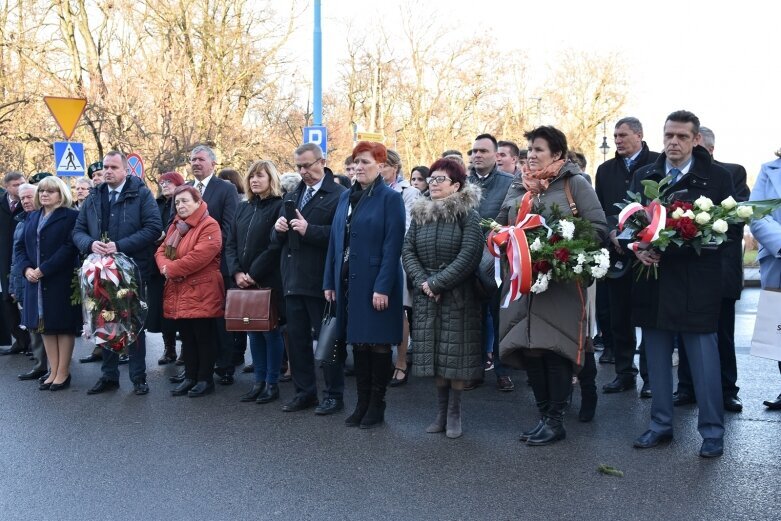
[
  {"xmin": 521, "ymin": 159, "xmax": 566, "ymax": 195},
  {"xmin": 164, "ymin": 205, "xmax": 209, "ymax": 260}
]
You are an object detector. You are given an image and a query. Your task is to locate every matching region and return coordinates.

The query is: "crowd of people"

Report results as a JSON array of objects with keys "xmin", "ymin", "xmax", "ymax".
[{"xmin": 1, "ymin": 109, "xmax": 780, "ymax": 459}]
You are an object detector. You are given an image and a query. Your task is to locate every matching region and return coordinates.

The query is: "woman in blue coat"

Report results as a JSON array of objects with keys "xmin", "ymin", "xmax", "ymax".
[
  {"xmin": 16, "ymin": 176, "xmax": 81, "ymax": 391},
  {"xmin": 749, "ymin": 152, "xmax": 781, "ymax": 409},
  {"xmin": 324, "ymin": 141, "xmax": 406, "ymax": 429}
]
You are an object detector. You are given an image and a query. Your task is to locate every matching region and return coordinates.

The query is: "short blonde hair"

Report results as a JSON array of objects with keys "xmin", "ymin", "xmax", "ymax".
[
  {"xmin": 35, "ymin": 176, "xmax": 72, "ymax": 209},
  {"xmin": 245, "ymin": 160, "xmax": 282, "ymax": 201}
]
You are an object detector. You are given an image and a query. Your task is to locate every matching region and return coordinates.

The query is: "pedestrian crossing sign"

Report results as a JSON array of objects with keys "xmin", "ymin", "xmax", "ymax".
[{"xmin": 53, "ymin": 141, "xmax": 86, "ymax": 177}]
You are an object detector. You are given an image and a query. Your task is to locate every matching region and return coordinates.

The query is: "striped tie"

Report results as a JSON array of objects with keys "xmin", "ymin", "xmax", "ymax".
[
  {"xmin": 670, "ymin": 168, "xmax": 682, "ymax": 183},
  {"xmin": 301, "ymin": 187, "xmax": 315, "ymax": 208}
]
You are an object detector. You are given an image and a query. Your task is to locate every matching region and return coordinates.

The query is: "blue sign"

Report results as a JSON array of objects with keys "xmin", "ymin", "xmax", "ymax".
[
  {"xmin": 303, "ymin": 126, "xmax": 328, "ymax": 156},
  {"xmin": 53, "ymin": 141, "xmax": 86, "ymax": 177}
]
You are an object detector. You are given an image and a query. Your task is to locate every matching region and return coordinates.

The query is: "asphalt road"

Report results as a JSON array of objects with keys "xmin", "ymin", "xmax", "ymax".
[{"xmin": 0, "ymin": 288, "xmax": 779, "ymax": 521}]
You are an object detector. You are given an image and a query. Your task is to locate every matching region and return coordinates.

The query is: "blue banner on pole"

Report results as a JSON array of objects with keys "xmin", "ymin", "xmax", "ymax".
[
  {"xmin": 53, "ymin": 141, "xmax": 86, "ymax": 177},
  {"xmin": 303, "ymin": 126, "xmax": 328, "ymax": 157}
]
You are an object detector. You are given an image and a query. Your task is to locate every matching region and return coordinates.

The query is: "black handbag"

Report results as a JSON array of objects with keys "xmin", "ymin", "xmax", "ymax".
[{"xmin": 314, "ymin": 301, "xmax": 344, "ymax": 365}]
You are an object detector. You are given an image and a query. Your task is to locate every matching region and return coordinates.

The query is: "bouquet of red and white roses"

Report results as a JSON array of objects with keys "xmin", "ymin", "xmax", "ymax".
[
  {"xmin": 75, "ymin": 251, "xmax": 148, "ymax": 352},
  {"xmin": 617, "ymin": 176, "xmax": 781, "ymax": 255},
  {"xmin": 482, "ymin": 191, "xmax": 610, "ymax": 301}
]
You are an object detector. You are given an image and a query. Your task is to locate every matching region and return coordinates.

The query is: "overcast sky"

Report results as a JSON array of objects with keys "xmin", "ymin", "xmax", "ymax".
[{"xmin": 285, "ymin": 0, "xmax": 779, "ymax": 181}]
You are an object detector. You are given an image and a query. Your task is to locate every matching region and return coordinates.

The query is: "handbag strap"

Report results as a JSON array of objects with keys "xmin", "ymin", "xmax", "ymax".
[{"xmin": 564, "ymin": 177, "xmax": 578, "ymax": 217}]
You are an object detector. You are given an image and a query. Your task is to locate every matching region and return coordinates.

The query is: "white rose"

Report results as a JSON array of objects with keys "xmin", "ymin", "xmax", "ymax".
[
  {"xmin": 695, "ymin": 212, "xmax": 711, "ymax": 225},
  {"xmin": 694, "ymin": 196, "xmax": 714, "ymax": 211},
  {"xmin": 736, "ymin": 205, "xmax": 754, "ymax": 219},
  {"xmin": 711, "ymin": 219, "xmax": 728, "ymax": 234},
  {"xmin": 530, "ymin": 237, "xmax": 543, "ymax": 252},
  {"xmin": 682, "ymin": 209, "xmax": 695, "ymax": 219},
  {"xmin": 720, "ymin": 196, "xmax": 737, "ymax": 210},
  {"xmin": 671, "ymin": 208, "xmax": 685, "ymax": 219}
]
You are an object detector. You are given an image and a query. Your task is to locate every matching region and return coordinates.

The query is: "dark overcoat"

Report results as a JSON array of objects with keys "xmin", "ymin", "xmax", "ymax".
[
  {"xmin": 630, "ymin": 146, "xmax": 737, "ymax": 332},
  {"xmin": 16, "ymin": 207, "xmax": 81, "ymax": 333},
  {"xmin": 324, "ymin": 178, "xmax": 405, "ymax": 345}
]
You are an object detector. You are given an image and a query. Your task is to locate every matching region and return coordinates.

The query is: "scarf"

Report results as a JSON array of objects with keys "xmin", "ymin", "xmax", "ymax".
[
  {"xmin": 521, "ymin": 159, "xmax": 566, "ymax": 195},
  {"xmin": 164, "ymin": 205, "xmax": 209, "ymax": 260}
]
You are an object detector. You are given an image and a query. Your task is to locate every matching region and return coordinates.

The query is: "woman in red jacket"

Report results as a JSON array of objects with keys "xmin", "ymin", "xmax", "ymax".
[{"xmin": 155, "ymin": 185, "xmax": 224, "ymax": 397}]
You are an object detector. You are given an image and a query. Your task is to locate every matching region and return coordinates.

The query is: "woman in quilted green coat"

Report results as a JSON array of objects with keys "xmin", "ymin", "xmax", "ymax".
[{"xmin": 402, "ymin": 158, "xmax": 484, "ymax": 438}]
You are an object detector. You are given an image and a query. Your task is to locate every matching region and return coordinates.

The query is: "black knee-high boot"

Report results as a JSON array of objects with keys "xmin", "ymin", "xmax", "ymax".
[
  {"xmin": 345, "ymin": 346, "xmax": 372, "ymax": 427},
  {"xmin": 527, "ymin": 352, "xmax": 571, "ymax": 446},
  {"xmin": 360, "ymin": 348, "xmax": 393, "ymax": 429},
  {"xmin": 578, "ymin": 351, "xmax": 598, "ymax": 422},
  {"xmin": 520, "ymin": 354, "xmax": 548, "ymax": 442}
]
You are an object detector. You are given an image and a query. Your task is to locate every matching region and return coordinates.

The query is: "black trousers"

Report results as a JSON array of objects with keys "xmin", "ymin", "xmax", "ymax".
[
  {"xmin": 607, "ymin": 272, "xmax": 647, "ymax": 381},
  {"xmin": 595, "ymin": 280, "xmax": 613, "ymax": 350},
  {"xmin": 677, "ymin": 298, "xmax": 738, "ymax": 398},
  {"xmin": 214, "ymin": 275, "xmax": 235, "ymax": 375},
  {"xmin": 2, "ymin": 296, "xmax": 29, "ymax": 350},
  {"xmin": 178, "ymin": 318, "xmax": 218, "ymax": 382},
  {"xmin": 285, "ymin": 295, "xmax": 344, "ymax": 399}
]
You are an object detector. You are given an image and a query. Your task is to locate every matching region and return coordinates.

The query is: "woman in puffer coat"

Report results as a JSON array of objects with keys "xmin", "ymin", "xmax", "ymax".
[
  {"xmin": 498, "ymin": 126, "xmax": 607, "ymax": 446},
  {"xmin": 402, "ymin": 158, "xmax": 484, "ymax": 438},
  {"xmin": 155, "ymin": 185, "xmax": 224, "ymax": 398}
]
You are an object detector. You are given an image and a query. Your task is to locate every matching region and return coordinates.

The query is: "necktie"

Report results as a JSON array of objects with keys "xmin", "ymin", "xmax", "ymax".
[
  {"xmin": 624, "ymin": 157, "xmax": 634, "ymax": 171},
  {"xmin": 109, "ymin": 190, "xmax": 117, "ymax": 205},
  {"xmin": 10, "ymin": 200, "xmax": 17, "ymax": 212},
  {"xmin": 301, "ymin": 187, "xmax": 315, "ymax": 208},
  {"xmin": 669, "ymin": 168, "xmax": 682, "ymax": 183},
  {"xmin": 197, "ymin": 182, "xmax": 204, "ymax": 195}
]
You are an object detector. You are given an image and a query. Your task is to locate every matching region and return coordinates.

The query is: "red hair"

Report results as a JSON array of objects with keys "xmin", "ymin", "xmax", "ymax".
[{"xmin": 352, "ymin": 141, "xmax": 387, "ymax": 164}]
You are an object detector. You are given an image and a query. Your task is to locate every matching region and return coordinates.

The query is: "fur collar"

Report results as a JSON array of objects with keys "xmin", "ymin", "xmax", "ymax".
[{"xmin": 409, "ymin": 183, "xmax": 482, "ymax": 225}]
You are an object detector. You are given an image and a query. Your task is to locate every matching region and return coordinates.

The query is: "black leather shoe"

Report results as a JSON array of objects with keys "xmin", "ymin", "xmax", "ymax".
[
  {"xmin": 0, "ymin": 345, "xmax": 25, "ymax": 356},
  {"xmin": 171, "ymin": 379, "xmax": 196, "ymax": 396},
  {"xmin": 314, "ymin": 398, "xmax": 344, "ymax": 415},
  {"xmin": 763, "ymin": 392, "xmax": 781, "ymax": 410},
  {"xmin": 188, "ymin": 380, "xmax": 215, "ymax": 397},
  {"xmin": 598, "ymin": 348, "xmax": 615, "ymax": 364},
  {"xmin": 463, "ymin": 378, "xmax": 484, "ymax": 391},
  {"xmin": 281, "ymin": 395, "xmax": 319, "ymax": 412},
  {"xmin": 87, "ymin": 378, "xmax": 120, "ymax": 395},
  {"xmin": 242, "ymin": 364, "xmax": 254, "ymax": 374},
  {"xmin": 640, "ymin": 382, "xmax": 652, "ymax": 399},
  {"xmin": 240, "ymin": 383, "xmax": 266, "ymax": 402},
  {"xmin": 169, "ymin": 371, "xmax": 186, "ymax": 384},
  {"xmin": 602, "ymin": 376, "xmax": 635, "ymax": 394},
  {"xmin": 256, "ymin": 384, "xmax": 279, "ymax": 404},
  {"xmin": 49, "ymin": 375, "xmax": 72, "ymax": 392},
  {"xmin": 699, "ymin": 437, "xmax": 723, "ymax": 458},
  {"xmin": 79, "ymin": 353, "xmax": 103, "ymax": 364},
  {"xmin": 497, "ymin": 376, "xmax": 515, "ymax": 392},
  {"xmin": 723, "ymin": 395, "xmax": 743, "ymax": 412},
  {"xmin": 218, "ymin": 374, "xmax": 234, "ymax": 386},
  {"xmin": 118, "ymin": 354, "xmax": 129, "ymax": 365},
  {"xmin": 673, "ymin": 391, "xmax": 696, "ymax": 406},
  {"xmin": 39, "ymin": 381, "xmax": 52, "ymax": 390},
  {"xmin": 38, "ymin": 372, "xmax": 50, "ymax": 384},
  {"xmin": 633, "ymin": 429, "xmax": 673, "ymax": 449},
  {"xmin": 279, "ymin": 373, "xmax": 292, "ymax": 383},
  {"xmin": 133, "ymin": 380, "xmax": 150, "ymax": 395},
  {"xmin": 18, "ymin": 369, "xmax": 48, "ymax": 381}
]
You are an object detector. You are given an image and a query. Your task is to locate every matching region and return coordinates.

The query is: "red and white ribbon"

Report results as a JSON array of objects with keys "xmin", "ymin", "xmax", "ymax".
[{"xmin": 618, "ymin": 201, "xmax": 666, "ymax": 252}]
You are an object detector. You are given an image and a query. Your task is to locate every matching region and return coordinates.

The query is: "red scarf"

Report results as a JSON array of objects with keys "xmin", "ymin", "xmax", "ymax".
[
  {"xmin": 521, "ymin": 159, "xmax": 566, "ymax": 195},
  {"xmin": 164, "ymin": 202, "xmax": 209, "ymax": 260}
]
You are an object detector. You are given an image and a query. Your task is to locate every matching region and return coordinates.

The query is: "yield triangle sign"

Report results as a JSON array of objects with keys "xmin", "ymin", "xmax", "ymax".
[{"xmin": 44, "ymin": 96, "xmax": 87, "ymax": 140}]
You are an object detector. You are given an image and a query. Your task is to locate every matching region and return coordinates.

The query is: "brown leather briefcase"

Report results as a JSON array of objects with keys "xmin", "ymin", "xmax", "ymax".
[{"xmin": 224, "ymin": 288, "xmax": 278, "ymax": 332}]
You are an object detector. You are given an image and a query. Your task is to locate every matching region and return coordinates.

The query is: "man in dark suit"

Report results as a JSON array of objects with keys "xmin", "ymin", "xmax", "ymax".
[
  {"xmin": 273, "ymin": 142, "xmax": 347, "ymax": 414},
  {"xmin": 0, "ymin": 172, "xmax": 30, "ymax": 355},
  {"xmin": 188, "ymin": 145, "xmax": 239, "ymax": 384},
  {"xmin": 73, "ymin": 151, "xmax": 163, "ymax": 395},
  {"xmin": 595, "ymin": 117, "xmax": 660, "ymax": 397},
  {"xmin": 674, "ymin": 127, "xmax": 749, "ymax": 413},
  {"xmin": 630, "ymin": 111, "xmax": 735, "ymax": 458}
]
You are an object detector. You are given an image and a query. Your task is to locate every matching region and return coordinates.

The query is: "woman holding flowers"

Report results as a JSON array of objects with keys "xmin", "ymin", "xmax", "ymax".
[
  {"xmin": 497, "ymin": 126, "xmax": 607, "ymax": 446},
  {"xmin": 17, "ymin": 176, "xmax": 81, "ymax": 391},
  {"xmin": 155, "ymin": 185, "xmax": 224, "ymax": 397}
]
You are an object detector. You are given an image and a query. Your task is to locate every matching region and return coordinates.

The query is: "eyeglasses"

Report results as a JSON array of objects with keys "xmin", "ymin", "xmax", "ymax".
[
  {"xmin": 426, "ymin": 176, "xmax": 452, "ymax": 185},
  {"xmin": 159, "ymin": 180, "xmax": 171, "ymax": 186},
  {"xmin": 294, "ymin": 158, "xmax": 322, "ymax": 171}
]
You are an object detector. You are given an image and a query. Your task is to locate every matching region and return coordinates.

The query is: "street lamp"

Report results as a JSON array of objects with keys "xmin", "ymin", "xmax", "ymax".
[{"xmin": 599, "ymin": 121, "xmax": 610, "ymax": 163}]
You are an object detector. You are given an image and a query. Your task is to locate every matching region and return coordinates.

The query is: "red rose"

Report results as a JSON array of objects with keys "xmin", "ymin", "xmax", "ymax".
[
  {"xmin": 675, "ymin": 217, "xmax": 698, "ymax": 240},
  {"xmin": 533, "ymin": 260, "xmax": 551, "ymax": 274},
  {"xmin": 549, "ymin": 234, "xmax": 562, "ymax": 244},
  {"xmin": 554, "ymin": 248, "xmax": 570, "ymax": 262}
]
